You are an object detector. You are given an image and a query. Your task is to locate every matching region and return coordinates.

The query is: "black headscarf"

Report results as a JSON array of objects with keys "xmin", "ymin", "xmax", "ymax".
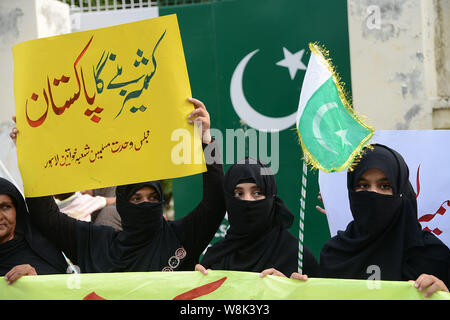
[
  {"xmin": 319, "ymin": 144, "xmax": 450, "ymax": 285},
  {"xmin": 77, "ymin": 180, "xmax": 187, "ymax": 272},
  {"xmin": 201, "ymin": 158, "xmax": 318, "ymax": 276},
  {"xmin": 0, "ymin": 178, "xmax": 67, "ymax": 275}
]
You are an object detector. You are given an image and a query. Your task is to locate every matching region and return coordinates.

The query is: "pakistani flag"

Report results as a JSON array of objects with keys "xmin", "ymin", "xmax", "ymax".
[{"xmin": 296, "ymin": 43, "xmax": 374, "ymax": 172}]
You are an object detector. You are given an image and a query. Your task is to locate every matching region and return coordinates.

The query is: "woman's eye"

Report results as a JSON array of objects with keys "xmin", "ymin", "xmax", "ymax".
[
  {"xmin": 380, "ymin": 184, "xmax": 392, "ymax": 190},
  {"xmin": 253, "ymin": 190, "xmax": 265, "ymax": 198},
  {"xmin": 357, "ymin": 184, "xmax": 368, "ymax": 189}
]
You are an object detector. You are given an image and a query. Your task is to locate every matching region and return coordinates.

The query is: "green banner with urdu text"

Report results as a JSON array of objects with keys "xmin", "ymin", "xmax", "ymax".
[{"xmin": 1, "ymin": 271, "xmax": 449, "ymax": 300}]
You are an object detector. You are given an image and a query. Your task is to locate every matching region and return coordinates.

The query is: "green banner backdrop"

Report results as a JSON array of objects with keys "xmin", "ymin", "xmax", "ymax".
[{"xmin": 160, "ymin": 0, "xmax": 352, "ymax": 259}]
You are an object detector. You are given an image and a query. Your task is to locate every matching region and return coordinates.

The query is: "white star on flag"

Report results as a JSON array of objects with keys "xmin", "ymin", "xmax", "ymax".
[
  {"xmin": 295, "ymin": 42, "xmax": 374, "ymax": 172},
  {"xmin": 335, "ymin": 128, "xmax": 352, "ymax": 148},
  {"xmin": 276, "ymin": 47, "xmax": 307, "ymax": 80}
]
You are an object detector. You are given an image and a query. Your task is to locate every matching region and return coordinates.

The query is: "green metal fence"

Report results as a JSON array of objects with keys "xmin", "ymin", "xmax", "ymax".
[{"xmin": 57, "ymin": 0, "xmax": 225, "ymax": 12}]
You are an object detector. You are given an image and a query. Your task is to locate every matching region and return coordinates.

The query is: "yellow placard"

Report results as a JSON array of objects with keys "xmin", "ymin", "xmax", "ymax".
[{"xmin": 13, "ymin": 14, "xmax": 206, "ymax": 197}]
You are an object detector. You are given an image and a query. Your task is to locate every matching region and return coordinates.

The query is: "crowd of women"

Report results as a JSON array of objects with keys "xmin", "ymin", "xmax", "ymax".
[{"xmin": 2, "ymin": 98, "xmax": 449, "ymax": 298}]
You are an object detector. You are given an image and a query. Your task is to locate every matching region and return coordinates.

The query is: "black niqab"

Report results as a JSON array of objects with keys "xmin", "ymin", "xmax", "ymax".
[
  {"xmin": 76, "ymin": 180, "xmax": 187, "ymax": 272},
  {"xmin": 201, "ymin": 158, "xmax": 318, "ymax": 276},
  {"xmin": 0, "ymin": 178, "xmax": 67, "ymax": 275},
  {"xmin": 319, "ymin": 144, "xmax": 450, "ymax": 285}
]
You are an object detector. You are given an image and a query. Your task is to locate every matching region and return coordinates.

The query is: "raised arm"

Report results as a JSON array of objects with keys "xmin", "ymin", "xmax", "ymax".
[
  {"xmin": 172, "ymin": 98, "xmax": 226, "ymax": 259},
  {"xmin": 174, "ymin": 144, "xmax": 226, "ymax": 260}
]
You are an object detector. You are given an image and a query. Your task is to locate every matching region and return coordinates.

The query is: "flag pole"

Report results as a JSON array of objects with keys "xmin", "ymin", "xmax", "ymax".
[{"xmin": 298, "ymin": 160, "xmax": 307, "ymax": 274}]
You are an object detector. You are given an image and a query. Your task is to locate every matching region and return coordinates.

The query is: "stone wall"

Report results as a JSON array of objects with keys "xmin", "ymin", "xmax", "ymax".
[{"xmin": 347, "ymin": 0, "xmax": 450, "ymax": 130}]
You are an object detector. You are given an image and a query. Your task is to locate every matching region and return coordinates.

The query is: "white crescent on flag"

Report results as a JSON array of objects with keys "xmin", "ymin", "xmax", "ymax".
[
  {"xmin": 319, "ymin": 130, "xmax": 450, "ymax": 249},
  {"xmin": 312, "ymin": 102, "xmax": 339, "ymax": 155}
]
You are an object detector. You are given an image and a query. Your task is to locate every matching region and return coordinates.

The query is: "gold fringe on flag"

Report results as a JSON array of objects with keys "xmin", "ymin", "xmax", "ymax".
[{"xmin": 296, "ymin": 42, "xmax": 375, "ymax": 173}]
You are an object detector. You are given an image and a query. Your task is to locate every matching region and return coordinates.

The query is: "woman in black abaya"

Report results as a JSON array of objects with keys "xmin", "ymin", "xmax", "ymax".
[
  {"xmin": 197, "ymin": 158, "xmax": 318, "ymax": 278},
  {"xmin": 0, "ymin": 178, "xmax": 67, "ymax": 284},
  {"xmin": 318, "ymin": 144, "xmax": 449, "ymax": 297},
  {"xmin": 19, "ymin": 97, "xmax": 226, "ymax": 273}
]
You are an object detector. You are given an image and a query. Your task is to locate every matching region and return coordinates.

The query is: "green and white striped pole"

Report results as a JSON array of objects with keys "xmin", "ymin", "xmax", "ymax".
[{"xmin": 298, "ymin": 161, "xmax": 307, "ymax": 274}]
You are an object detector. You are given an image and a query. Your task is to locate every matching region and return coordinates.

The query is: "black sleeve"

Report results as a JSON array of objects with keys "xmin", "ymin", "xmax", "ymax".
[
  {"xmin": 302, "ymin": 246, "xmax": 319, "ymax": 277},
  {"xmin": 25, "ymin": 196, "xmax": 89, "ymax": 265},
  {"xmin": 174, "ymin": 140, "xmax": 226, "ymax": 261}
]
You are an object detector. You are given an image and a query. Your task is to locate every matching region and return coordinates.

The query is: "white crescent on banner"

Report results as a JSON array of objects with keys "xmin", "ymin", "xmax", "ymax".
[{"xmin": 230, "ymin": 49, "xmax": 298, "ymax": 132}]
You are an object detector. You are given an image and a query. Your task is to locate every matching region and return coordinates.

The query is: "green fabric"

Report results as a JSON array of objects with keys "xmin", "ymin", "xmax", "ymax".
[
  {"xmin": 162, "ymin": 0, "xmax": 352, "ymax": 261},
  {"xmin": 1, "ymin": 271, "xmax": 449, "ymax": 300},
  {"xmin": 298, "ymin": 76, "xmax": 374, "ymax": 172}
]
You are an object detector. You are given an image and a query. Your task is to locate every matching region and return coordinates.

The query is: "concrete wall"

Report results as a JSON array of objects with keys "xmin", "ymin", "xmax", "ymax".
[
  {"xmin": 348, "ymin": 0, "xmax": 450, "ymax": 130},
  {"xmin": 0, "ymin": 0, "xmax": 70, "ymax": 190},
  {"xmin": 431, "ymin": 0, "xmax": 450, "ymax": 129}
]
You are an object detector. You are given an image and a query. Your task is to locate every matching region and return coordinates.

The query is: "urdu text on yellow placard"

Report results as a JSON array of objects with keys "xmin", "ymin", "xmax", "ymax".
[{"xmin": 13, "ymin": 14, "xmax": 205, "ymax": 197}]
